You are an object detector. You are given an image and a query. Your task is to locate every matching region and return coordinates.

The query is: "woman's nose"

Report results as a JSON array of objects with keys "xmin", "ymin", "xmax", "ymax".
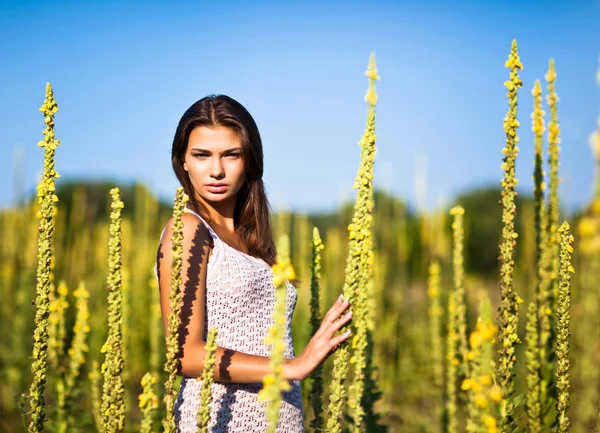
[{"xmin": 210, "ymin": 158, "xmax": 225, "ymax": 178}]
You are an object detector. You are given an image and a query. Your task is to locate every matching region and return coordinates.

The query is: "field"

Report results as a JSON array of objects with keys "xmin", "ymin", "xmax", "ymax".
[{"xmin": 1, "ymin": 46, "xmax": 600, "ymax": 433}]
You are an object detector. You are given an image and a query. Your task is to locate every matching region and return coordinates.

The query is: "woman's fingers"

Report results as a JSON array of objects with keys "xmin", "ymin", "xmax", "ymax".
[
  {"xmin": 323, "ymin": 294, "xmax": 350, "ymax": 324},
  {"xmin": 330, "ymin": 329, "xmax": 352, "ymax": 349},
  {"xmin": 322, "ymin": 294, "xmax": 346, "ymax": 322},
  {"xmin": 328, "ymin": 309, "xmax": 353, "ymax": 335},
  {"xmin": 315, "ymin": 296, "xmax": 350, "ymax": 339}
]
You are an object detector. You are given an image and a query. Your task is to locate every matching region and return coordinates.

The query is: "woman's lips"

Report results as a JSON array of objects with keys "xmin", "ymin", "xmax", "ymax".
[{"xmin": 206, "ymin": 184, "xmax": 228, "ymax": 193}]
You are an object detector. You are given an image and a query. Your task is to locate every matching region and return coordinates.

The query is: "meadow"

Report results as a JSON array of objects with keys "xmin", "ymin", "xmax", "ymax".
[{"xmin": 1, "ymin": 44, "xmax": 600, "ymax": 433}]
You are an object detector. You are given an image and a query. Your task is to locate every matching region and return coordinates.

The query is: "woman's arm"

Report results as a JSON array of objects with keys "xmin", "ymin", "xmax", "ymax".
[{"xmin": 157, "ymin": 213, "xmax": 352, "ymax": 384}]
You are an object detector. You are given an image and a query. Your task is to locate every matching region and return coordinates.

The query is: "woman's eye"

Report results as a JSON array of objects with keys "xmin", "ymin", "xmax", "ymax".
[
  {"xmin": 193, "ymin": 154, "xmax": 208, "ymax": 159},
  {"xmin": 227, "ymin": 153, "xmax": 242, "ymax": 159}
]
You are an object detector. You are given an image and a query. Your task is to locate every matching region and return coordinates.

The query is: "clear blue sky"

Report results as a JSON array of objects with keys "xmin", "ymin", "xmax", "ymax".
[{"xmin": 1, "ymin": 0, "xmax": 599, "ymax": 213}]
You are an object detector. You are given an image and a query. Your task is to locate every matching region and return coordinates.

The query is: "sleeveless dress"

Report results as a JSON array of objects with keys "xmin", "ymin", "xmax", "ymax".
[{"xmin": 153, "ymin": 207, "xmax": 304, "ymax": 433}]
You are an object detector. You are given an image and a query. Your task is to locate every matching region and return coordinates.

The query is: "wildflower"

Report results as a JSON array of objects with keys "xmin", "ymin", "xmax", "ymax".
[
  {"xmin": 100, "ymin": 188, "xmax": 126, "ymax": 433},
  {"xmin": 56, "ymin": 281, "xmax": 91, "ymax": 433},
  {"xmin": 308, "ymin": 227, "xmax": 325, "ymax": 432},
  {"xmin": 428, "ymin": 261, "xmax": 444, "ymax": 391},
  {"xmin": 446, "ymin": 292, "xmax": 459, "ymax": 433},
  {"xmin": 328, "ymin": 53, "xmax": 378, "ymax": 433},
  {"xmin": 162, "ymin": 187, "xmax": 189, "ymax": 433},
  {"xmin": 48, "ymin": 280, "xmax": 69, "ymax": 374},
  {"xmin": 139, "ymin": 372, "xmax": 158, "ymax": 433},
  {"xmin": 89, "ymin": 361, "xmax": 103, "ymax": 432},
  {"xmin": 197, "ymin": 328, "xmax": 219, "ymax": 433},
  {"xmin": 28, "ymin": 83, "xmax": 61, "ymax": 433},
  {"xmin": 260, "ymin": 234, "xmax": 294, "ymax": 433},
  {"xmin": 545, "ymin": 57, "xmax": 561, "ymax": 331},
  {"xmin": 450, "ymin": 206, "xmax": 469, "ymax": 379},
  {"xmin": 555, "ymin": 221, "xmax": 573, "ymax": 433},
  {"xmin": 464, "ymin": 299, "xmax": 501, "ymax": 433},
  {"xmin": 539, "ymin": 59, "xmax": 562, "ymax": 429},
  {"xmin": 496, "ymin": 40, "xmax": 522, "ymax": 432},
  {"xmin": 525, "ymin": 78, "xmax": 549, "ymax": 433}
]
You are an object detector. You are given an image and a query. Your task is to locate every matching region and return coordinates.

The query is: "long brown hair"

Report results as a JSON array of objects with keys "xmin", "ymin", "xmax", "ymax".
[{"xmin": 171, "ymin": 94, "xmax": 277, "ymax": 266}]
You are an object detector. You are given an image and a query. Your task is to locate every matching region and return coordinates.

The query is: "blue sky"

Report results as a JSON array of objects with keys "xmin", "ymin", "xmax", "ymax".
[{"xmin": 1, "ymin": 0, "xmax": 599, "ymax": 213}]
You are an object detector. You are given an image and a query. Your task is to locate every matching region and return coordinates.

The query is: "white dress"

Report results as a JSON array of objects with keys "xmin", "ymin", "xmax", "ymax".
[{"xmin": 153, "ymin": 207, "xmax": 304, "ymax": 432}]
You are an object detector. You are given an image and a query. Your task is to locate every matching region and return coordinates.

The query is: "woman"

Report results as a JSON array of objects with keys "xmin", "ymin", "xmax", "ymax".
[{"xmin": 154, "ymin": 94, "xmax": 353, "ymax": 432}]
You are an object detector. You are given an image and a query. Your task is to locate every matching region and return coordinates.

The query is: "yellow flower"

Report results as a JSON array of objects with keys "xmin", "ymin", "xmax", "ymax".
[
  {"xmin": 474, "ymin": 394, "xmax": 488, "ymax": 408},
  {"xmin": 461, "ymin": 378, "xmax": 473, "ymax": 391},
  {"xmin": 364, "ymin": 66, "xmax": 380, "ymax": 81},
  {"xmin": 480, "ymin": 375, "xmax": 492, "ymax": 386},
  {"xmin": 490, "ymin": 386, "xmax": 503, "ymax": 402},
  {"xmin": 364, "ymin": 87, "xmax": 377, "ymax": 105},
  {"xmin": 469, "ymin": 330, "xmax": 483, "ymax": 348}
]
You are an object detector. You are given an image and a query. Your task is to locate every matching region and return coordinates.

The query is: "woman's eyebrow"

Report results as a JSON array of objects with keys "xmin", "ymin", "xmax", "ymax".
[{"xmin": 190, "ymin": 147, "xmax": 243, "ymax": 153}]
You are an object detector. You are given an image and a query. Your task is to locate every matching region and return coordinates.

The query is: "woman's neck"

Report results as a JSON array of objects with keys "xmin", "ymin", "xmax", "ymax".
[{"xmin": 194, "ymin": 194, "xmax": 237, "ymax": 233}]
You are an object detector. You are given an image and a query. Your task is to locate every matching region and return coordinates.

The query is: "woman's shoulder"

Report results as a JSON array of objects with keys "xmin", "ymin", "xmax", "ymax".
[{"xmin": 159, "ymin": 212, "xmax": 213, "ymax": 248}]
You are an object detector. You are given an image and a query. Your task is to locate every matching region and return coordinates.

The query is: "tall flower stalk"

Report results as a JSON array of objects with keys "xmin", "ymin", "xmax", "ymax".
[
  {"xmin": 540, "ymin": 58, "xmax": 561, "ymax": 427},
  {"xmin": 546, "ymin": 59, "xmax": 561, "ymax": 309},
  {"xmin": 555, "ymin": 222, "xmax": 574, "ymax": 433},
  {"xmin": 258, "ymin": 234, "xmax": 295, "ymax": 433},
  {"xmin": 57, "ymin": 281, "xmax": 91, "ymax": 433},
  {"xmin": 428, "ymin": 261, "xmax": 443, "ymax": 390},
  {"xmin": 450, "ymin": 205, "xmax": 469, "ymax": 380},
  {"xmin": 308, "ymin": 227, "xmax": 325, "ymax": 432},
  {"xmin": 100, "ymin": 187, "xmax": 126, "ymax": 433},
  {"xmin": 162, "ymin": 187, "xmax": 188, "ymax": 433},
  {"xmin": 427, "ymin": 260, "xmax": 444, "ymax": 428},
  {"xmin": 28, "ymin": 82, "xmax": 61, "ymax": 433},
  {"xmin": 446, "ymin": 291, "xmax": 459, "ymax": 433},
  {"xmin": 462, "ymin": 298, "xmax": 502, "ymax": 433},
  {"xmin": 496, "ymin": 39, "xmax": 522, "ymax": 432},
  {"xmin": 48, "ymin": 281, "xmax": 69, "ymax": 375},
  {"xmin": 89, "ymin": 361, "xmax": 103, "ymax": 432},
  {"xmin": 327, "ymin": 52, "xmax": 378, "ymax": 433},
  {"xmin": 138, "ymin": 372, "xmax": 158, "ymax": 433},
  {"xmin": 197, "ymin": 327, "xmax": 218, "ymax": 433},
  {"xmin": 525, "ymin": 79, "xmax": 546, "ymax": 433}
]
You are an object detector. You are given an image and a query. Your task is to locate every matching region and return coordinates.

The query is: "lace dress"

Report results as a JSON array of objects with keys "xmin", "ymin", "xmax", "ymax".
[{"xmin": 153, "ymin": 207, "xmax": 304, "ymax": 432}]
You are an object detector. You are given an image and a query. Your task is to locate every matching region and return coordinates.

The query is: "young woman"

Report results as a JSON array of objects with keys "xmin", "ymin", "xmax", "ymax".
[{"xmin": 154, "ymin": 95, "xmax": 353, "ymax": 432}]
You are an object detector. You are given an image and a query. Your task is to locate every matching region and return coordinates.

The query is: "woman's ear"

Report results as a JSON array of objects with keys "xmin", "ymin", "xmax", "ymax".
[{"xmin": 183, "ymin": 163, "xmax": 188, "ymax": 171}]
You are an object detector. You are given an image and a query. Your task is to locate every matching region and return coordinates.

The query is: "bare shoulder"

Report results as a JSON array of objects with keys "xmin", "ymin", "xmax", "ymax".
[{"xmin": 159, "ymin": 212, "xmax": 212, "ymax": 248}]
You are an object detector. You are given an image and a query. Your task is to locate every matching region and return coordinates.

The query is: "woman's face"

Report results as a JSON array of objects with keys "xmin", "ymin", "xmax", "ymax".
[{"xmin": 183, "ymin": 125, "xmax": 246, "ymax": 207}]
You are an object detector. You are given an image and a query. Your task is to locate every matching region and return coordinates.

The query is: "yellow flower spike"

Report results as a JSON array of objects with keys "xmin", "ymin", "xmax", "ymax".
[
  {"xmin": 496, "ymin": 40, "xmax": 523, "ymax": 432},
  {"xmin": 308, "ymin": 226, "xmax": 326, "ymax": 432},
  {"xmin": 329, "ymin": 52, "xmax": 378, "ymax": 433},
  {"xmin": 197, "ymin": 328, "xmax": 219, "ymax": 433},
  {"xmin": 56, "ymin": 281, "xmax": 91, "ymax": 432},
  {"xmin": 162, "ymin": 187, "xmax": 189, "ymax": 433},
  {"xmin": 262, "ymin": 234, "xmax": 296, "ymax": 433},
  {"xmin": 553, "ymin": 221, "xmax": 574, "ymax": 433},
  {"xmin": 100, "ymin": 188, "xmax": 126, "ymax": 433},
  {"xmin": 29, "ymin": 84, "xmax": 62, "ymax": 433},
  {"xmin": 463, "ymin": 298, "xmax": 501, "ymax": 432}
]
